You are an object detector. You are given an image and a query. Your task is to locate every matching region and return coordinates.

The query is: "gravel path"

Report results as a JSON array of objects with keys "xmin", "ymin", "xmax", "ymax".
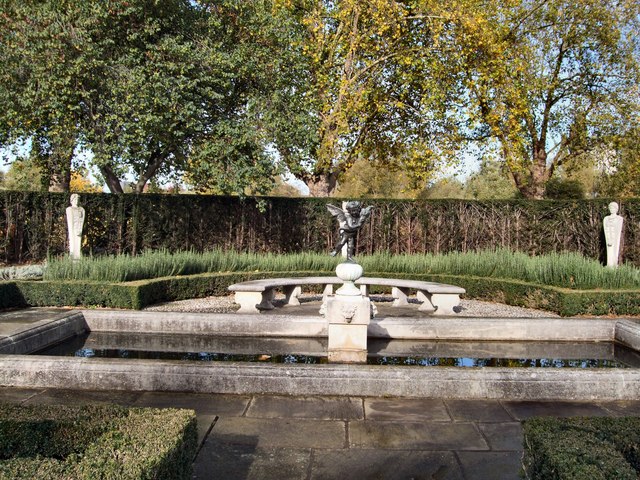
[{"xmin": 144, "ymin": 294, "xmax": 560, "ymax": 317}]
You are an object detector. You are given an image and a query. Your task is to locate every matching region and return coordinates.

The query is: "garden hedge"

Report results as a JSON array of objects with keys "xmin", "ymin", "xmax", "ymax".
[
  {"xmin": 522, "ymin": 417, "xmax": 640, "ymax": 479},
  {"xmin": 3, "ymin": 191, "xmax": 640, "ymax": 265},
  {"xmin": 3, "ymin": 271, "xmax": 640, "ymax": 315},
  {"xmin": 0, "ymin": 403, "xmax": 197, "ymax": 480}
]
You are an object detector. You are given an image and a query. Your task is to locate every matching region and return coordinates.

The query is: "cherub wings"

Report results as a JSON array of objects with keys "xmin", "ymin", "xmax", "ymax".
[{"xmin": 326, "ymin": 204, "xmax": 347, "ymax": 223}]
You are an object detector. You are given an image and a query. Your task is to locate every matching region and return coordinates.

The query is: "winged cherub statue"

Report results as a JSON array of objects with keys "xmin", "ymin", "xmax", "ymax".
[{"xmin": 326, "ymin": 201, "xmax": 373, "ymax": 261}]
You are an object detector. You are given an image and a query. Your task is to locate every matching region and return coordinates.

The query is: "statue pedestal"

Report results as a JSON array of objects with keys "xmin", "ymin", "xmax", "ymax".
[{"xmin": 327, "ymin": 262, "xmax": 370, "ymax": 363}]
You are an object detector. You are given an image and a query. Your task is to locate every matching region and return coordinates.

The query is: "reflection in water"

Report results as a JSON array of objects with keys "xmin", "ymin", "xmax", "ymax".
[
  {"xmin": 73, "ymin": 348, "xmax": 326, "ymax": 364},
  {"xmin": 33, "ymin": 332, "xmax": 638, "ymax": 368},
  {"xmin": 369, "ymin": 356, "xmax": 628, "ymax": 368}
]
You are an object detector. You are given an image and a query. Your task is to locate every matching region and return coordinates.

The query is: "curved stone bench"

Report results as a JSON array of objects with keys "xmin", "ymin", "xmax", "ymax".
[{"xmin": 228, "ymin": 276, "xmax": 465, "ymax": 315}]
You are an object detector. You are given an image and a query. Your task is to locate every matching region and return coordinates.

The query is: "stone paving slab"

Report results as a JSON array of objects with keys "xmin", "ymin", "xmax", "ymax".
[
  {"xmin": 0, "ymin": 308, "xmax": 72, "ymax": 323},
  {"xmin": 349, "ymin": 421, "xmax": 489, "ymax": 451},
  {"xmin": 445, "ymin": 399, "xmax": 515, "ymax": 423},
  {"xmin": 21, "ymin": 388, "xmax": 141, "ymax": 406},
  {"xmin": 246, "ymin": 395, "xmax": 363, "ymax": 420},
  {"xmin": 211, "ymin": 417, "xmax": 346, "ymax": 449},
  {"xmin": 477, "ymin": 423, "xmax": 523, "ymax": 451},
  {"xmin": 0, "ymin": 387, "xmax": 45, "ymax": 403},
  {"xmin": 364, "ymin": 397, "xmax": 451, "ymax": 422},
  {"xmin": 502, "ymin": 400, "xmax": 611, "ymax": 420},
  {"xmin": 3, "ymin": 388, "xmax": 640, "ymax": 480},
  {"xmin": 457, "ymin": 451, "xmax": 523, "ymax": 480},
  {"xmin": 310, "ymin": 449, "xmax": 464, "ymax": 480},
  {"xmin": 193, "ymin": 442, "xmax": 311, "ymax": 480},
  {"xmin": 598, "ymin": 400, "xmax": 640, "ymax": 416}
]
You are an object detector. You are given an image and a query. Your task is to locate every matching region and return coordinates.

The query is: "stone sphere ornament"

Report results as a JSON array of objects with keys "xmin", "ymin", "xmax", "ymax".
[{"xmin": 335, "ymin": 262, "xmax": 364, "ymax": 296}]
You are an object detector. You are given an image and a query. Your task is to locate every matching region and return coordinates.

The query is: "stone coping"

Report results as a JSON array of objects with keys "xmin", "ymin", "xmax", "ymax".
[{"xmin": 2, "ymin": 355, "xmax": 640, "ymax": 400}]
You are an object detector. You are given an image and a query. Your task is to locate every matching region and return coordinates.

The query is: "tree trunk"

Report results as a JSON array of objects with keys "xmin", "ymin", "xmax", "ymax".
[
  {"xmin": 47, "ymin": 168, "xmax": 71, "ymax": 192},
  {"xmin": 134, "ymin": 152, "xmax": 165, "ymax": 194},
  {"xmin": 511, "ymin": 142, "xmax": 550, "ymax": 200},
  {"xmin": 99, "ymin": 165, "xmax": 124, "ymax": 194},
  {"xmin": 46, "ymin": 134, "xmax": 75, "ymax": 192},
  {"xmin": 306, "ymin": 172, "xmax": 339, "ymax": 197}
]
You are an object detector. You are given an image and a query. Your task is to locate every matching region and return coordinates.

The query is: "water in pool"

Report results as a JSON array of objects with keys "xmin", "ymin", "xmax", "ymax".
[{"xmin": 33, "ymin": 332, "xmax": 640, "ymax": 368}]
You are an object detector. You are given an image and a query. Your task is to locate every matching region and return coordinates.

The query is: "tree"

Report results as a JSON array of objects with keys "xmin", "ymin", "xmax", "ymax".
[
  {"xmin": 0, "ymin": 1, "xmax": 92, "ymax": 191},
  {"xmin": 596, "ymin": 124, "xmax": 640, "ymax": 197},
  {"xmin": 334, "ymin": 159, "xmax": 421, "ymax": 199},
  {"xmin": 544, "ymin": 177, "xmax": 585, "ymax": 199},
  {"xmin": 87, "ymin": 1, "xmax": 284, "ymax": 194},
  {"xmin": 69, "ymin": 169, "xmax": 102, "ymax": 193},
  {"xmin": 1, "ymin": 1, "xmax": 302, "ymax": 195},
  {"xmin": 417, "ymin": 178, "xmax": 466, "ymax": 199},
  {"xmin": 1, "ymin": 157, "xmax": 45, "ymax": 191},
  {"xmin": 453, "ymin": 0, "xmax": 640, "ymax": 199},
  {"xmin": 274, "ymin": 0, "xmax": 467, "ymax": 196},
  {"xmin": 464, "ymin": 159, "xmax": 518, "ymax": 199},
  {"xmin": 268, "ymin": 176, "xmax": 305, "ymax": 197}
]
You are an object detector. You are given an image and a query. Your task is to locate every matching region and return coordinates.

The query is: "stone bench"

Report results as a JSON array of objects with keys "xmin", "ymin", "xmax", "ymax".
[{"xmin": 228, "ymin": 276, "xmax": 465, "ymax": 315}]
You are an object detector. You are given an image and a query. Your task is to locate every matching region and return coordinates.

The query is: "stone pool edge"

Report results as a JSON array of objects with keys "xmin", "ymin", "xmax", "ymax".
[{"xmin": 1, "ymin": 309, "xmax": 639, "ymax": 401}]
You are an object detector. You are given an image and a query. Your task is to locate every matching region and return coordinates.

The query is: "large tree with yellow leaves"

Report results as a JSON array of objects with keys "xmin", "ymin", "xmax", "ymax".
[{"xmin": 452, "ymin": 0, "xmax": 640, "ymax": 198}]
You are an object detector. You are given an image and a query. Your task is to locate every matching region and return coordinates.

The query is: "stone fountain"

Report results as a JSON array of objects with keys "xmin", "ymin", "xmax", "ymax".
[{"xmin": 326, "ymin": 201, "xmax": 373, "ymax": 363}]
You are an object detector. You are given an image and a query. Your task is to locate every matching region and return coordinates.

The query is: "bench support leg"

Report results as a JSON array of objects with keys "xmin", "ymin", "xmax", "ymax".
[
  {"xmin": 392, "ymin": 287, "xmax": 411, "ymax": 307},
  {"xmin": 429, "ymin": 293, "xmax": 461, "ymax": 315},
  {"xmin": 322, "ymin": 284, "xmax": 334, "ymax": 300},
  {"xmin": 319, "ymin": 284, "xmax": 334, "ymax": 315},
  {"xmin": 234, "ymin": 290, "xmax": 275, "ymax": 313},
  {"xmin": 283, "ymin": 285, "xmax": 302, "ymax": 306},
  {"xmin": 416, "ymin": 291, "xmax": 436, "ymax": 313}
]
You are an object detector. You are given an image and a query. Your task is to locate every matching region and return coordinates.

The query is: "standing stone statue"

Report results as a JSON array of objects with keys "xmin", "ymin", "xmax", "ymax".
[
  {"xmin": 327, "ymin": 201, "xmax": 373, "ymax": 262},
  {"xmin": 66, "ymin": 194, "xmax": 85, "ymax": 259},
  {"xmin": 603, "ymin": 201, "xmax": 624, "ymax": 268}
]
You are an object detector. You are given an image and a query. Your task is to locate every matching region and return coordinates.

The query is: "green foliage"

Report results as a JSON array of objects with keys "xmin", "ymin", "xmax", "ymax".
[
  {"xmin": 44, "ymin": 249, "xmax": 640, "ymax": 290},
  {"xmin": 8, "ymin": 270, "xmax": 640, "ymax": 315},
  {"xmin": 15, "ymin": 280, "xmax": 140, "ymax": 309},
  {"xmin": 7, "ymin": 192, "xmax": 640, "ymax": 267},
  {"xmin": 450, "ymin": 0, "xmax": 640, "ymax": 199},
  {"xmin": 0, "ymin": 265, "xmax": 44, "ymax": 280},
  {"xmin": 598, "ymin": 126, "xmax": 640, "ymax": 198},
  {"xmin": 0, "ymin": 404, "xmax": 127, "ymax": 460},
  {"xmin": 0, "ymin": 404, "xmax": 197, "ymax": 480},
  {"xmin": 418, "ymin": 178, "xmax": 466, "ymax": 199},
  {"xmin": 1, "ymin": 157, "xmax": 46, "ymax": 192},
  {"xmin": 43, "ymin": 250, "xmax": 340, "ymax": 283},
  {"xmin": 545, "ymin": 178, "xmax": 586, "ymax": 200},
  {"xmin": 463, "ymin": 160, "xmax": 519, "ymax": 200},
  {"xmin": 522, "ymin": 417, "xmax": 640, "ymax": 479},
  {"xmin": 0, "ymin": 282, "xmax": 26, "ymax": 309},
  {"xmin": 335, "ymin": 159, "xmax": 422, "ymax": 199},
  {"xmin": 0, "ymin": 0, "xmax": 304, "ymax": 195}
]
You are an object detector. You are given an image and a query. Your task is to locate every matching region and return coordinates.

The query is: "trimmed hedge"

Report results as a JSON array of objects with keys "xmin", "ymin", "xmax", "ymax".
[
  {"xmin": 0, "ymin": 282, "xmax": 25, "ymax": 309},
  {"xmin": 3, "ymin": 271, "xmax": 640, "ymax": 315},
  {"xmin": 522, "ymin": 417, "xmax": 640, "ymax": 480},
  {"xmin": 0, "ymin": 403, "xmax": 197, "ymax": 480},
  {"xmin": 3, "ymin": 191, "xmax": 640, "ymax": 266}
]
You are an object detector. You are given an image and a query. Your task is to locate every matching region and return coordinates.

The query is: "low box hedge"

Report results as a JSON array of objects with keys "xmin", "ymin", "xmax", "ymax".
[
  {"xmin": 0, "ymin": 403, "xmax": 197, "ymax": 480},
  {"xmin": 0, "ymin": 282, "xmax": 26, "ymax": 309},
  {"xmin": 522, "ymin": 416, "xmax": 640, "ymax": 479},
  {"xmin": 3, "ymin": 271, "xmax": 640, "ymax": 315}
]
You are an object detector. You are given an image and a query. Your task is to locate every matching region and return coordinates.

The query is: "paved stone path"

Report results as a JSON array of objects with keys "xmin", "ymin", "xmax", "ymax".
[{"xmin": 2, "ymin": 387, "xmax": 640, "ymax": 479}]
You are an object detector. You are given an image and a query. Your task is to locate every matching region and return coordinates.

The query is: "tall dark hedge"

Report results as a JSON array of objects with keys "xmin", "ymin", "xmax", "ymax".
[{"xmin": 1, "ymin": 191, "xmax": 638, "ymax": 265}]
